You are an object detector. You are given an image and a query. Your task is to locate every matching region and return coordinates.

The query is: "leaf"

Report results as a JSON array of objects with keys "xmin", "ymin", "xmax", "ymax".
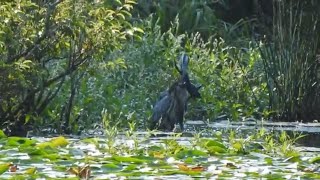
[
  {"xmin": 0, "ymin": 130, "xmax": 7, "ymax": 138},
  {"xmin": 207, "ymin": 146, "xmax": 227, "ymax": 154},
  {"xmin": 113, "ymin": 156, "xmax": 148, "ymax": 164},
  {"xmin": 177, "ymin": 164, "xmax": 190, "ymax": 171},
  {"xmin": 0, "ymin": 163, "xmax": 12, "ymax": 175},
  {"xmin": 153, "ymin": 152, "xmax": 165, "ymax": 159},
  {"xmin": 310, "ymin": 156, "xmax": 320, "ymax": 164},
  {"xmin": 24, "ymin": 114, "xmax": 31, "ymax": 124},
  {"xmin": 6, "ymin": 137, "xmax": 36, "ymax": 147},
  {"xmin": 25, "ymin": 167, "xmax": 36, "ymax": 175},
  {"xmin": 37, "ymin": 136, "xmax": 68, "ymax": 148},
  {"xmin": 133, "ymin": 27, "xmax": 144, "ymax": 33},
  {"xmin": 204, "ymin": 139, "xmax": 226, "ymax": 149},
  {"xmin": 232, "ymin": 142, "xmax": 243, "ymax": 152},
  {"xmin": 102, "ymin": 163, "xmax": 121, "ymax": 171},
  {"xmin": 264, "ymin": 157, "xmax": 273, "ymax": 165},
  {"xmin": 175, "ymin": 149, "xmax": 207, "ymax": 159}
]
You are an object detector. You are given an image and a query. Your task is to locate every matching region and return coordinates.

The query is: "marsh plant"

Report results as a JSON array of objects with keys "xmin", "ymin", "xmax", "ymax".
[{"xmin": 260, "ymin": 0, "xmax": 320, "ymax": 121}]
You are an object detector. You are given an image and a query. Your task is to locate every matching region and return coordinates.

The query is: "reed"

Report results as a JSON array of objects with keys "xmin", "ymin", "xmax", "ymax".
[{"xmin": 260, "ymin": 0, "xmax": 320, "ymax": 121}]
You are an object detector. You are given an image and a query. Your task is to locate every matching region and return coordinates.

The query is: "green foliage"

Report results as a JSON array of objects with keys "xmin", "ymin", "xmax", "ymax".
[
  {"xmin": 259, "ymin": 1, "xmax": 320, "ymax": 121},
  {"xmin": 0, "ymin": 0, "xmax": 140, "ymax": 135},
  {"xmin": 134, "ymin": 0, "xmax": 254, "ymax": 43},
  {"xmin": 0, "ymin": 128, "xmax": 317, "ymax": 179},
  {"xmin": 46, "ymin": 16, "xmax": 266, "ymax": 133}
]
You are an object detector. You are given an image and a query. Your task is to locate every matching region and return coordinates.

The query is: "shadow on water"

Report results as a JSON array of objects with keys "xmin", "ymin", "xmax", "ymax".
[{"xmin": 185, "ymin": 120, "xmax": 320, "ymax": 148}]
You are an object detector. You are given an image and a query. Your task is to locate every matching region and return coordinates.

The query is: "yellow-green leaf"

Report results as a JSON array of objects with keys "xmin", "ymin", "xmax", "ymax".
[{"xmin": 0, "ymin": 163, "xmax": 11, "ymax": 175}]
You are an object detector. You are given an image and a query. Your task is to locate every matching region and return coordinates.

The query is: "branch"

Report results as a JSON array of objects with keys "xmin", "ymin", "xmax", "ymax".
[{"xmin": 7, "ymin": 0, "xmax": 63, "ymax": 62}]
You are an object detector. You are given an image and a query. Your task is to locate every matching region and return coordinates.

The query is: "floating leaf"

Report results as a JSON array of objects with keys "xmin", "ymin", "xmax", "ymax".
[
  {"xmin": 264, "ymin": 157, "xmax": 273, "ymax": 165},
  {"xmin": 177, "ymin": 164, "xmax": 190, "ymax": 171},
  {"xmin": 6, "ymin": 137, "xmax": 36, "ymax": 147},
  {"xmin": 176, "ymin": 149, "xmax": 207, "ymax": 159},
  {"xmin": 153, "ymin": 152, "xmax": 165, "ymax": 159},
  {"xmin": 37, "ymin": 136, "xmax": 68, "ymax": 148},
  {"xmin": 25, "ymin": 167, "xmax": 37, "ymax": 175},
  {"xmin": 310, "ymin": 156, "xmax": 320, "ymax": 164},
  {"xmin": 0, "ymin": 163, "xmax": 12, "ymax": 175},
  {"xmin": 113, "ymin": 156, "xmax": 148, "ymax": 164}
]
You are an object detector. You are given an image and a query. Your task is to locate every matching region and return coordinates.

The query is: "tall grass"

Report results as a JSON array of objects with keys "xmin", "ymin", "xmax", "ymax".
[{"xmin": 260, "ymin": 0, "xmax": 320, "ymax": 121}]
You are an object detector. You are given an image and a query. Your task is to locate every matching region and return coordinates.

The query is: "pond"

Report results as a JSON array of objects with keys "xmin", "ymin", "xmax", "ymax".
[{"xmin": 0, "ymin": 120, "xmax": 320, "ymax": 179}]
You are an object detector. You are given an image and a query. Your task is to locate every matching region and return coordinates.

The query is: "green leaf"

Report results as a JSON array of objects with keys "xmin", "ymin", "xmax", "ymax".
[
  {"xmin": 102, "ymin": 163, "xmax": 122, "ymax": 172},
  {"xmin": 207, "ymin": 146, "xmax": 227, "ymax": 154},
  {"xmin": 0, "ymin": 163, "xmax": 11, "ymax": 175},
  {"xmin": 175, "ymin": 149, "xmax": 208, "ymax": 159},
  {"xmin": 37, "ymin": 136, "xmax": 69, "ymax": 148},
  {"xmin": 0, "ymin": 130, "xmax": 7, "ymax": 138},
  {"xmin": 113, "ymin": 156, "xmax": 148, "ymax": 164},
  {"xmin": 310, "ymin": 156, "xmax": 320, "ymax": 164},
  {"xmin": 6, "ymin": 137, "xmax": 36, "ymax": 147},
  {"xmin": 133, "ymin": 27, "xmax": 144, "ymax": 33}
]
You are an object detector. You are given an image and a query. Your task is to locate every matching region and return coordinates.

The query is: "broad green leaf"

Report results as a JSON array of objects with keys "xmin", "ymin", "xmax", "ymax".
[
  {"xmin": 265, "ymin": 157, "xmax": 273, "ymax": 165},
  {"xmin": 207, "ymin": 146, "xmax": 227, "ymax": 154},
  {"xmin": 6, "ymin": 137, "xmax": 36, "ymax": 147},
  {"xmin": 309, "ymin": 156, "xmax": 320, "ymax": 164},
  {"xmin": 203, "ymin": 139, "xmax": 226, "ymax": 149},
  {"xmin": 0, "ymin": 130, "xmax": 6, "ymax": 138},
  {"xmin": 102, "ymin": 163, "xmax": 122, "ymax": 172},
  {"xmin": 25, "ymin": 167, "xmax": 36, "ymax": 174},
  {"xmin": 175, "ymin": 149, "xmax": 208, "ymax": 159},
  {"xmin": 113, "ymin": 156, "xmax": 148, "ymax": 164},
  {"xmin": 232, "ymin": 142, "xmax": 243, "ymax": 152},
  {"xmin": 37, "ymin": 136, "xmax": 68, "ymax": 148},
  {"xmin": 0, "ymin": 163, "xmax": 11, "ymax": 175}
]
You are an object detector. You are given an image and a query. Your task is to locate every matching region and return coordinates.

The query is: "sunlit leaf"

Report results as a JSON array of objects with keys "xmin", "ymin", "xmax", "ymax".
[
  {"xmin": 310, "ymin": 156, "xmax": 320, "ymax": 164},
  {"xmin": 25, "ymin": 167, "xmax": 36, "ymax": 175},
  {"xmin": 102, "ymin": 163, "xmax": 121, "ymax": 171},
  {"xmin": 0, "ymin": 163, "xmax": 12, "ymax": 175},
  {"xmin": 232, "ymin": 142, "xmax": 243, "ymax": 152},
  {"xmin": 0, "ymin": 130, "xmax": 7, "ymax": 138},
  {"xmin": 207, "ymin": 146, "xmax": 227, "ymax": 154},
  {"xmin": 113, "ymin": 156, "xmax": 148, "ymax": 164},
  {"xmin": 153, "ymin": 152, "xmax": 165, "ymax": 159},
  {"xmin": 6, "ymin": 137, "xmax": 36, "ymax": 147},
  {"xmin": 177, "ymin": 164, "xmax": 190, "ymax": 171},
  {"xmin": 264, "ymin": 157, "xmax": 273, "ymax": 165},
  {"xmin": 37, "ymin": 136, "xmax": 68, "ymax": 148}
]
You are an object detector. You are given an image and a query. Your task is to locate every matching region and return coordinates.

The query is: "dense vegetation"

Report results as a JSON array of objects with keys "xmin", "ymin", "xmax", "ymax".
[{"xmin": 0, "ymin": 0, "xmax": 319, "ymax": 136}]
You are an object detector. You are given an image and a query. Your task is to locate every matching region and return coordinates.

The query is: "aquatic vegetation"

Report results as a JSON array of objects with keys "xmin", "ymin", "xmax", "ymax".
[{"xmin": 0, "ymin": 129, "xmax": 319, "ymax": 179}]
